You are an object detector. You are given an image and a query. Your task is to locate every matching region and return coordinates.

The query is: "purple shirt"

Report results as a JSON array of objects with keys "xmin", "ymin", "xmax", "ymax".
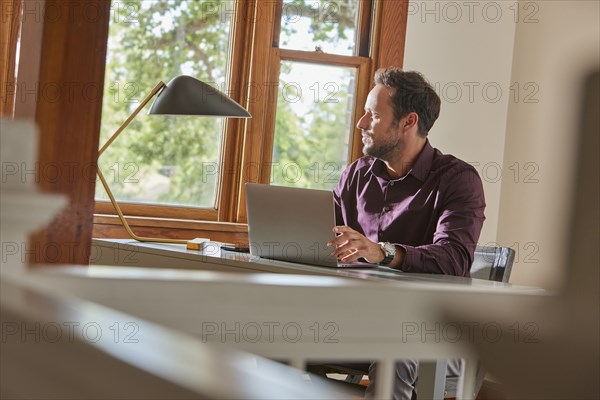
[{"xmin": 333, "ymin": 140, "xmax": 485, "ymax": 277}]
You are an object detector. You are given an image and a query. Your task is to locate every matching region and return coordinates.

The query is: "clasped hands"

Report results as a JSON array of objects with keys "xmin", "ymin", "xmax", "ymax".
[{"xmin": 327, "ymin": 226, "xmax": 385, "ymax": 264}]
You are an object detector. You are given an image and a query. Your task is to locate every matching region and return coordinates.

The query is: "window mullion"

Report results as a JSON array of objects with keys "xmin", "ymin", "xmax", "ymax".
[
  {"xmin": 258, "ymin": 49, "xmax": 283, "ymax": 185},
  {"xmin": 235, "ymin": 1, "xmax": 281, "ymax": 223},
  {"xmin": 217, "ymin": 0, "xmax": 254, "ymax": 223}
]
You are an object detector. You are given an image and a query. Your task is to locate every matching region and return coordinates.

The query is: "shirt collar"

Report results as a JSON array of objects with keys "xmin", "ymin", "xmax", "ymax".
[
  {"xmin": 410, "ymin": 140, "xmax": 435, "ymax": 182},
  {"xmin": 367, "ymin": 140, "xmax": 435, "ymax": 183}
]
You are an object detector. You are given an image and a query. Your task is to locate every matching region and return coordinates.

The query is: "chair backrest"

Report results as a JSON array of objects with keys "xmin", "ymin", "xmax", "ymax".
[{"xmin": 470, "ymin": 246, "xmax": 515, "ymax": 283}]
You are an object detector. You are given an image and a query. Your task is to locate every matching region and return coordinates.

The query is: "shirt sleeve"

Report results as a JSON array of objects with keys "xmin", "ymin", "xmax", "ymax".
[
  {"xmin": 333, "ymin": 162, "xmax": 352, "ymax": 227},
  {"xmin": 333, "ymin": 190, "xmax": 344, "ymax": 226},
  {"xmin": 398, "ymin": 167, "xmax": 486, "ymax": 276}
]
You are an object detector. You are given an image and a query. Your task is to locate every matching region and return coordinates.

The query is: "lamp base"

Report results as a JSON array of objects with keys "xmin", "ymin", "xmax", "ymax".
[{"xmin": 186, "ymin": 238, "xmax": 210, "ymax": 251}]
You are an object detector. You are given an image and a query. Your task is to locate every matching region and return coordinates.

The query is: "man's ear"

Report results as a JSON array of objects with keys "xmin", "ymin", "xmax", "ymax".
[
  {"xmin": 400, "ymin": 112, "xmax": 419, "ymax": 131},
  {"xmin": 403, "ymin": 112, "xmax": 419, "ymax": 130}
]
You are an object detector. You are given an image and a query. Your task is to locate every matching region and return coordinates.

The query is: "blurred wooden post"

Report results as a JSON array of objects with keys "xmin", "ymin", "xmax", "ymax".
[
  {"xmin": 20, "ymin": 0, "xmax": 110, "ymax": 265},
  {"xmin": 0, "ymin": 0, "xmax": 22, "ymax": 117}
]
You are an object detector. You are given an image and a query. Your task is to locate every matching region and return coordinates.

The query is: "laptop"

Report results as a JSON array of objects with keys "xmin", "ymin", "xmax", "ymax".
[{"xmin": 245, "ymin": 183, "xmax": 375, "ymax": 268}]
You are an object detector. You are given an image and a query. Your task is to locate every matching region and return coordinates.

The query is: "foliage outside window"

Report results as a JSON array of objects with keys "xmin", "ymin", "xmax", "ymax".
[
  {"xmin": 279, "ymin": 0, "xmax": 359, "ymax": 55},
  {"xmin": 271, "ymin": 61, "xmax": 355, "ymax": 189},
  {"xmin": 98, "ymin": 0, "xmax": 233, "ymax": 208}
]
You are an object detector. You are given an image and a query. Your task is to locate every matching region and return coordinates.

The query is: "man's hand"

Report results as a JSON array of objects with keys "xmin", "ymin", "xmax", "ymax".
[{"xmin": 327, "ymin": 226, "xmax": 384, "ymax": 264}]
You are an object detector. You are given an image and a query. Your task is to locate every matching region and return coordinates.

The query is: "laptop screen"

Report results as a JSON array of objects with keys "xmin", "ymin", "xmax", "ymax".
[{"xmin": 245, "ymin": 183, "xmax": 339, "ymax": 267}]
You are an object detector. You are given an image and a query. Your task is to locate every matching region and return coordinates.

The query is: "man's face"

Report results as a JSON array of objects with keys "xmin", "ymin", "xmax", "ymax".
[{"xmin": 356, "ymin": 84, "xmax": 401, "ymax": 160}]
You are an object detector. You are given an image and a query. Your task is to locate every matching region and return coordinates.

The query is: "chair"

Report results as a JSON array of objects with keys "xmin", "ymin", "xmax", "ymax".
[
  {"xmin": 469, "ymin": 245, "xmax": 515, "ymax": 283},
  {"xmin": 308, "ymin": 245, "xmax": 516, "ymax": 396}
]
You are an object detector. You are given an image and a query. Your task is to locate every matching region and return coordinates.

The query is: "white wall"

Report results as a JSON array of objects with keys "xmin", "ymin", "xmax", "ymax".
[
  {"xmin": 403, "ymin": 0, "xmax": 600, "ymax": 289},
  {"xmin": 403, "ymin": 1, "xmax": 517, "ymax": 245},
  {"xmin": 497, "ymin": 0, "xmax": 600, "ymax": 289}
]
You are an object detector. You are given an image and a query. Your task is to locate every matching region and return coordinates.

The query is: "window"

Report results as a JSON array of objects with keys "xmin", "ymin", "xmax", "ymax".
[
  {"xmin": 96, "ymin": 0, "xmax": 235, "ymax": 221},
  {"xmin": 267, "ymin": 1, "xmax": 365, "ymax": 190},
  {"xmin": 279, "ymin": 0, "xmax": 360, "ymax": 56},
  {"xmin": 270, "ymin": 61, "xmax": 356, "ymax": 189},
  {"xmin": 94, "ymin": 0, "xmax": 408, "ymax": 239}
]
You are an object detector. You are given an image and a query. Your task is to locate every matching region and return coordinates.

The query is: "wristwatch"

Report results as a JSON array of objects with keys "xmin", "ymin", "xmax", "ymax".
[{"xmin": 378, "ymin": 242, "xmax": 396, "ymax": 265}]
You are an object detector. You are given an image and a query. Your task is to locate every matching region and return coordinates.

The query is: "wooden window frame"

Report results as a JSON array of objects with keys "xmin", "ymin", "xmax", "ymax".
[
  {"xmin": 0, "ymin": 0, "xmax": 22, "ymax": 118},
  {"xmin": 9, "ymin": 0, "xmax": 112, "ymax": 264},
  {"xmin": 94, "ymin": 0, "xmax": 253, "ymax": 224},
  {"xmin": 93, "ymin": 0, "xmax": 409, "ymax": 242}
]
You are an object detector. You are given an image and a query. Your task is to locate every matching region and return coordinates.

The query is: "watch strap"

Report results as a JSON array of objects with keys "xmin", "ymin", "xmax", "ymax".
[{"xmin": 378, "ymin": 242, "xmax": 396, "ymax": 265}]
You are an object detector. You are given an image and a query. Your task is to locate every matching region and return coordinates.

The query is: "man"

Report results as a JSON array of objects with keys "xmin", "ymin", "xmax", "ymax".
[{"xmin": 327, "ymin": 68, "xmax": 486, "ymax": 399}]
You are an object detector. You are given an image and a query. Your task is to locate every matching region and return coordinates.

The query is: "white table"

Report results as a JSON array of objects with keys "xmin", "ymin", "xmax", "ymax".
[
  {"xmin": 54, "ymin": 239, "xmax": 539, "ymax": 398},
  {"xmin": 1, "ymin": 277, "xmax": 355, "ymax": 399},
  {"xmin": 86, "ymin": 239, "xmax": 544, "ymax": 399},
  {"xmin": 91, "ymin": 238, "xmax": 531, "ymax": 288}
]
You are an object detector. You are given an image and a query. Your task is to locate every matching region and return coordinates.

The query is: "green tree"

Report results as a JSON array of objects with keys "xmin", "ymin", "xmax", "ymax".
[
  {"xmin": 271, "ymin": 67, "xmax": 353, "ymax": 189},
  {"xmin": 98, "ymin": 0, "xmax": 231, "ymax": 206}
]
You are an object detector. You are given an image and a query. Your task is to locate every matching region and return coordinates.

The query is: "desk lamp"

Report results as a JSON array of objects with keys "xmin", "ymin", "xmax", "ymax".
[{"xmin": 96, "ymin": 75, "xmax": 251, "ymax": 249}]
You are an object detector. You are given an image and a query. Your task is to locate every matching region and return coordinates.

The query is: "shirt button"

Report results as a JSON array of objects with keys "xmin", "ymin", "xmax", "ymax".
[
  {"xmin": 389, "ymin": 181, "xmax": 395, "ymax": 187},
  {"xmin": 382, "ymin": 206, "xmax": 390, "ymax": 213}
]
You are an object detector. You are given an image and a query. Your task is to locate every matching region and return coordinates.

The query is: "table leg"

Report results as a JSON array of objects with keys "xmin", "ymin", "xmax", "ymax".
[
  {"xmin": 456, "ymin": 358, "xmax": 477, "ymax": 400},
  {"xmin": 290, "ymin": 358, "xmax": 305, "ymax": 371},
  {"xmin": 374, "ymin": 358, "xmax": 395, "ymax": 399},
  {"xmin": 417, "ymin": 359, "xmax": 447, "ymax": 400}
]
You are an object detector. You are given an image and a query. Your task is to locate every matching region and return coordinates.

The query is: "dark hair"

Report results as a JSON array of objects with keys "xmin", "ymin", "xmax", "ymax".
[{"xmin": 374, "ymin": 68, "xmax": 440, "ymax": 137}]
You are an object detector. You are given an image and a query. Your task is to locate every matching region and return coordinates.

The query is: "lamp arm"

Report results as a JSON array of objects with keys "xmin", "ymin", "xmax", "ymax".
[
  {"xmin": 96, "ymin": 80, "xmax": 187, "ymax": 245},
  {"xmin": 96, "ymin": 167, "xmax": 187, "ymax": 245},
  {"xmin": 98, "ymin": 81, "xmax": 166, "ymax": 157}
]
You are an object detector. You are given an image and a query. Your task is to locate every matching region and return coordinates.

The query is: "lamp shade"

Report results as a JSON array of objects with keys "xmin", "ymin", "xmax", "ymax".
[{"xmin": 148, "ymin": 75, "xmax": 251, "ymax": 117}]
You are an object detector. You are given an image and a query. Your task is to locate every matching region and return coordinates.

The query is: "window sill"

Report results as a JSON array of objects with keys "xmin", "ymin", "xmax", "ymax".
[{"xmin": 93, "ymin": 214, "xmax": 248, "ymax": 245}]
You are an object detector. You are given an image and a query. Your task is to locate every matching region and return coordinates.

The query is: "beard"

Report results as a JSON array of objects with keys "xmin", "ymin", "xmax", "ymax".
[{"xmin": 362, "ymin": 126, "xmax": 400, "ymax": 160}]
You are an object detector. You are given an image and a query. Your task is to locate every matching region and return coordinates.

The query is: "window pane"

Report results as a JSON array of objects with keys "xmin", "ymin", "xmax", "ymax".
[
  {"xmin": 271, "ymin": 61, "xmax": 356, "ymax": 189},
  {"xmin": 96, "ymin": 0, "xmax": 234, "ymax": 208},
  {"xmin": 279, "ymin": 0, "xmax": 360, "ymax": 56}
]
